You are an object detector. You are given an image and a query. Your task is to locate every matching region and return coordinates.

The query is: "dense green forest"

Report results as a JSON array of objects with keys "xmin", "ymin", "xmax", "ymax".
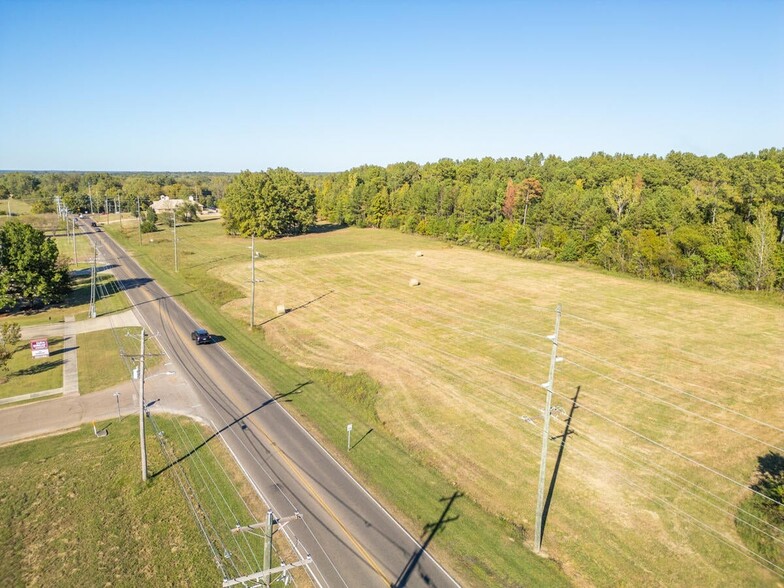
[
  {"xmin": 309, "ymin": 150, "xmax": 784, "ymax": 292},
  {"xmin": 2, "ymin": 148, "xmax": 783, "ymax": 292}
]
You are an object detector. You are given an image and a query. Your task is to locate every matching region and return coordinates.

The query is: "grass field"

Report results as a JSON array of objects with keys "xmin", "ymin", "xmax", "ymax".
[
  {"xmin": 104, "ymin": 219, "xmax": 784, "ymax": 586},
  {"xmin": 0, "ymin": 337, "xmax": 64, "ymax": 400},
  {"xmin": 0, "ymin": 198, "xmax": 33, "ymax": 217},
  {"xmin": 0, "ymin": 416, "xmax": 306, "ymax": 587},
  {"xmin": 77, "ymin": 328, "xmax": 164, "ymax": 394}
]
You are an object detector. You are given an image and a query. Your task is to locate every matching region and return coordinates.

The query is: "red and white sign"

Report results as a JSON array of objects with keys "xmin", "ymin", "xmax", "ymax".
[{"xmin": 30, "ymin": 338, "xmax": 49, "ymax": 358}]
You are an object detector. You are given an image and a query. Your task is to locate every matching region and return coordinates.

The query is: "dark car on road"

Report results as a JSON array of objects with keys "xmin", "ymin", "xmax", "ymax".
[{"xmin": 191, "ymin": 328, "xmax": 211, "ymax": 344}]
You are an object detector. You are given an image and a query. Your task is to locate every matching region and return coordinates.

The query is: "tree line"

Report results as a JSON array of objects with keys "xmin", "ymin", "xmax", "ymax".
[
  {"xmin": 309, "ymin": 149, "xmax": 784, "ymax": 292},
  {"xmin": 2, "ymin": 149, "xmax": 783, "ymax": 292},
  {"xmin": 0, "ymin": 171, "xmax": 230, "ymax": 216}
]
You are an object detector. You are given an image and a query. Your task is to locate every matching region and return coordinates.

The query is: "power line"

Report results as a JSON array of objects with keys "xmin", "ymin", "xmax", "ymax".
[
  {"xmin": 560, "ymin": 340, "xmax": 784, "ymax": 435},
  {"xmin": 561, "ymin": 356, "xmax": 784, "ymax": 453},
  {"xmin": 548, "ymin": 426, "xmax": 784, "ymax": 579}
]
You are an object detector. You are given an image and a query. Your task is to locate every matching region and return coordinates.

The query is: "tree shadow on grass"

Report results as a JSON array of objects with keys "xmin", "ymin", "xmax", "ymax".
[
  {"xmin": 11, "ymin": 358, "xmax": 63, "ymax": 377},
  {"xmin": 306, "ymin": 223, "xmax": 347, "ymax": 235}
]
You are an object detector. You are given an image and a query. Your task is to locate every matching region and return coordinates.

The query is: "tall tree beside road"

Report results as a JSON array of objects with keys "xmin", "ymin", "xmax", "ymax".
[
  {"xmin": 0, "ymin": 221, "xmax": 71, "ymax": 310},
  {"xmin": 221, "ymin": 169, "xmax": 316, "ymax": 238}
]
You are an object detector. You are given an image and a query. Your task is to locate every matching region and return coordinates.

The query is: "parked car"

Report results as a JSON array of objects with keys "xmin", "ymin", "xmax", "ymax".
[{"xmin": 191, "ymin": 328, "xmax": 211, "ymax": 344}]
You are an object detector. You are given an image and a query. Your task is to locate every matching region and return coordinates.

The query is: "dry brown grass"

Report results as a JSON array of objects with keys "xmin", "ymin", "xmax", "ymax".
[{"xmin": 195, "ymin": 227, "xmax": 784, "ymax": 585}]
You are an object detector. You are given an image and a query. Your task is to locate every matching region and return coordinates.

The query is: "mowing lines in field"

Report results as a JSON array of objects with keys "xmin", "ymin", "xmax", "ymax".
[
  {"xmin": 534, "ymin": 419, "xmax": 784, "ymax": 580},
  {"xmin": 560, "ymin": 337, "xmax": 784, "ymax": 434},
  {"xmin": 562, "ymin": 355, "xmax": 784, "ymax": 453},
  {"xmin": 280, "ymin": 254, "xmax": 783, "ymax": 478},
  {"xmin": 554, "ymin": 412, "xmax": 784, "ymax": 550},
  {"xmin": 542, "ymin": 383, "xmax": 784, "ymax": 511},
  {"xmin": 260, "ymin": 253, "xmax": 784, "ymax": 580},
  {"xmin": 562, "ymin": 308, "xmax": 784, "ymax": 391}
]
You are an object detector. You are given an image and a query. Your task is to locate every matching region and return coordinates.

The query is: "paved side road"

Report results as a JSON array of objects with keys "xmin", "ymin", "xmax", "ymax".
[{"xmin": 0, "ymin": 368, "xmax": 197, "ymax": 447}]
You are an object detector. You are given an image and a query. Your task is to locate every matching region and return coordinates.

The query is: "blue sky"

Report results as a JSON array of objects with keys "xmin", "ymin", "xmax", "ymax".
[{"xmin": 0, "ymin": 1, "xmax": 781, "ymax": 172}]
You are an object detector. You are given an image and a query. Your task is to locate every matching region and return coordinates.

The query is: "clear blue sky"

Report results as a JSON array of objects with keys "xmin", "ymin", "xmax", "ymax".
[{"xmin": 1, "ymin": 0, "xmax": 782, "ymax": 172}]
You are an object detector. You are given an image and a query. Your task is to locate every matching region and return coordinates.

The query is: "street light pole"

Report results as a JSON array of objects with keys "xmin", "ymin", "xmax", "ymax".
[{"xmin": 113, "ymin": 391, "xmax": 121, "ymax": 421}]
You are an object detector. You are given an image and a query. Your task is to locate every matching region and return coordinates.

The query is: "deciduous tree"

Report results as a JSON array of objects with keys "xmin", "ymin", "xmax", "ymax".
[{"xmin": 0, "ymin": 221, "xmax": 71, "ymax": 309}]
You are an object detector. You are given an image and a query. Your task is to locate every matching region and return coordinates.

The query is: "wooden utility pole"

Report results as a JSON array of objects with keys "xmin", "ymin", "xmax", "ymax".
[
  {"xmin": 89, "ymin": 242, "xmax": 97, "ymax": 318},
  {"xmin": 173, "ymin": 210, "xmax": 178, "ymax": 272},
  {"xmin": 71, "ymin": 217, "xmax": 77, "ymax": 264},
  {"xmin": 137, "ymin": 196, "xmax": 142, "ymax": 246},
  {"xmin": 250, "ymin": 233, "xmax": 256, "ymax": 329},
  {"xmin": 139, "ymin": 328, "xmax": 147, "ymax": 481},
  {"xmin": 230, "ymin": 510, "xmax": 308, "ymax": 588},
  {"xmin": 534, "ymin": 304, "xmax": 562, "ymax": 553}
]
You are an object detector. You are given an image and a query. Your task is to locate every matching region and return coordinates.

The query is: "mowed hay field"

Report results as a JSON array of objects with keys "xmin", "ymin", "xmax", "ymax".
[{"xmin": 214, "ymin": 226, "xmax": 782, "ymax": 587}]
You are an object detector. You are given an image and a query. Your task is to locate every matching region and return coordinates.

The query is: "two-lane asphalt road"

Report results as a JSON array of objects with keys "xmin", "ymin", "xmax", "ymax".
[{"xmin": 87, "ymin": 221, "xmax": 461, "ymax": 588}]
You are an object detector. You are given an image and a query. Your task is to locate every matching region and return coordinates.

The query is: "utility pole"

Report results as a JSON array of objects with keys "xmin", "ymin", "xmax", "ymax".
[
  {"xmin": 230, "ymin": 510, "xmax": 309, "ymax": 588},
  {"xmin": 89, "ymin": 242, "xmax": 97, "ymax": 318},
  {"xmin": 121, "ymin": 329, "xmax": 165, "ymax": 483},
  {"xmin": 137, "ymin": 196, "xmax": 142, "ymax": 246},
  {"xmin": 173, "ymin": 208, "xmax": 178, "ymax": 272},
  {"xmin": 534, "ymin": 304, "xmax": 563, "ymax": 553},
  {"xmin": 72, "ymin": 217, "xmax": 77, "ymax": 264},
  {"xmin": 105, "ymin": 198, "xmax": 109, "ymax": 224},
  {"xmin": 139, "ymin": 328, "xmax": 147, "ymax": 481},
  {"xmin": 263, "ymin": 509, "xmax": 274, "ymax": 588},
  {"xmin": 88, "ymin": 183, "xmax": 94, "ymax": 215},
  {"xmin": 250, "ymin": 233, "xmax": 255, "ymax": 329}
]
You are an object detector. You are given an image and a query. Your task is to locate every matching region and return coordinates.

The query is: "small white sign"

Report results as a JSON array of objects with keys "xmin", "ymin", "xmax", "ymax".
[{"xmin": 30, "ymin": 338, "xmax": 49, "ymax": 358}]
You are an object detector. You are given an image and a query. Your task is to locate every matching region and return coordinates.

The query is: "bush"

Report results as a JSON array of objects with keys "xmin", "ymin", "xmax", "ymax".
[
  {"xmin": 523, "ymin": 247, "xmax": 555, "ymax": 260},
  {"xmin": 684, "ymin": 254, "xmax": 707, "ymax": 281},
  {"xmin": 140, "ymin": 220, "xmax": 157, "ymax": 234},
  {"xmin": 557, "ymin": 239, "xmax": 582, "ymax": 262},
  {"xmin": 705, "ymin": 270, "xmax": 740, "ymax": 291}
]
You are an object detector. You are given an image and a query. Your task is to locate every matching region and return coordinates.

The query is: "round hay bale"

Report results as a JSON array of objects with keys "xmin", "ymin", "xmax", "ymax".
[
  {"xmin": 415, "ymin": 251, "xmax": 423, "ymax": 257},
  {"xmin": 408, "ymin": 278, "xmax": 420, "ymax": 287},
  {"xmin": 276, "ymin": 304, "xmax": 287, "ymax": 315}
]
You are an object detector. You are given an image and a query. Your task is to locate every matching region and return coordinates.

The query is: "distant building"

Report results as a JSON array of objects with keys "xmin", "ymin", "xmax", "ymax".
[{"xmin": 150, "ymin": 194, "xmax": 202, "ymax": 214}]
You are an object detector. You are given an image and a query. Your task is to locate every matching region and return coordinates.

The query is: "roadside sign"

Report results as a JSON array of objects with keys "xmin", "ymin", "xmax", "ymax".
[{"xmin": 30, "ymin": 338, "xmax": 49, "ymax": 358}]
